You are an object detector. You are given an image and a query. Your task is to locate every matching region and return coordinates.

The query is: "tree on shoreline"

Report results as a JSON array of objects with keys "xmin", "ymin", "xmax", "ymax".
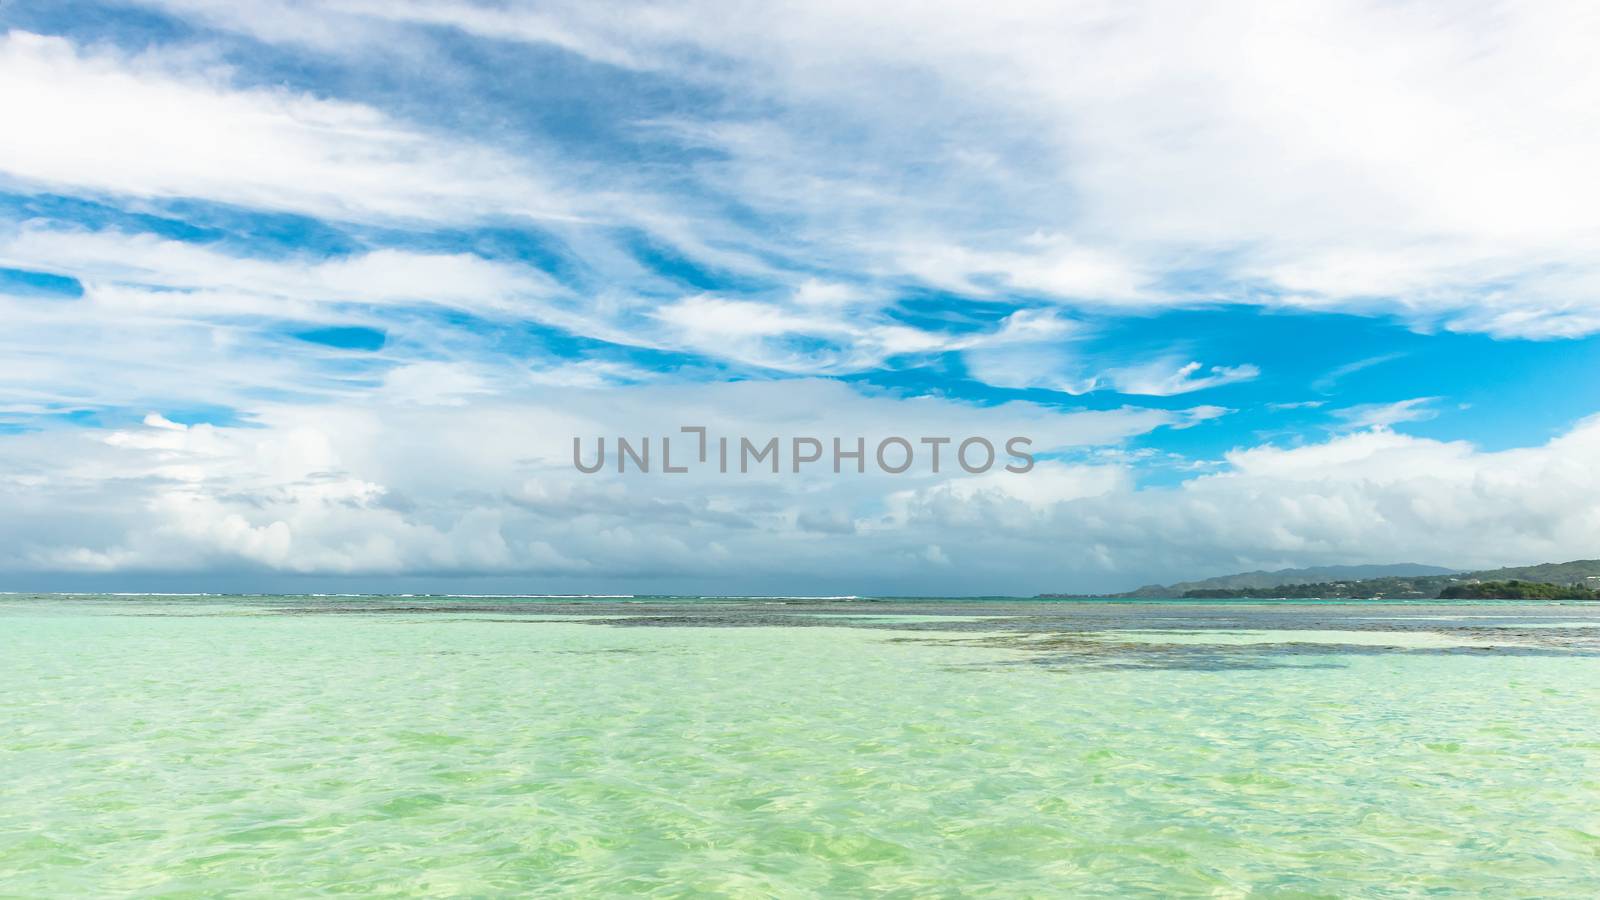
[{"xmin": 1438, "ymin": 580, "xmax": 1597, "ymax": 600}]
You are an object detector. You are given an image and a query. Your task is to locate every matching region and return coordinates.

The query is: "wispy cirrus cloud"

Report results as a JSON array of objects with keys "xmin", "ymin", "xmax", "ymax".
[
  {"xmin": 14, "ymin": 2, "xmax": 1600, "ymax": 336},
  {"xmin": 1312, "ymin": 352, "xmax": 1407, "ymax": 394},
  {"xmin": 1331, "ymin": 397, "xmax": 1441, "ymax": 431},
  {"xmin": 0, "ymin": 31, "xmax": 572, "ymax": 224},
  {"xmin": 964, "ymin": 340, "xmax": 1259, "ymax": 398},
  {"xmin": 1096, "ymin": 359, "xmax": 1261, "ymax": 398},
  {"xmin": 154, "ymin": 0, "xmax": 1600, "ymax": 337}
]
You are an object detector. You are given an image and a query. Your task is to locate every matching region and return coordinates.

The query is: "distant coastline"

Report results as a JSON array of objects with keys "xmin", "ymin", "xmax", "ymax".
[{"xmin": 1040, "ymin": 558, "xmax": 1600, "ymax": 601}]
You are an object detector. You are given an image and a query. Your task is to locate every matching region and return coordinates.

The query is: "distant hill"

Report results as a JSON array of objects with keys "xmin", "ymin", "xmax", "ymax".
[
  {"xmin": 1115, "ymin": 564, "xmax": 1457, "ymax": 599},
  {"xmin": 1465, "ymin": 560, "xmax": 1600, "ymax": 585},
  {"xmin": 1043, "ymin": 559, "xmax": 1600, "ymax": 600}
]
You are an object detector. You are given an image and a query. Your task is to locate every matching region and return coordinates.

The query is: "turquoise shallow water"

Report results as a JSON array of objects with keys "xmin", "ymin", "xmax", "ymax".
[{"xmin": 4, "ymin": 596, "xmax": 1600, "ymax": 896}]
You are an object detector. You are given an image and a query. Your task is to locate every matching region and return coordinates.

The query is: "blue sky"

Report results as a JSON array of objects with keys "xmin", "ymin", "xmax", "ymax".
[{"xmin": 1, "ymin": 1, "xmax": 1599, "ymax": 594}]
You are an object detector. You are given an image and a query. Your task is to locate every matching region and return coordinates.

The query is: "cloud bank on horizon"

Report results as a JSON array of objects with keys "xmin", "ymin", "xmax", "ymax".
[{"xmin": 1, "ymin": 0, "xmax": 1598, "ymax": 594}]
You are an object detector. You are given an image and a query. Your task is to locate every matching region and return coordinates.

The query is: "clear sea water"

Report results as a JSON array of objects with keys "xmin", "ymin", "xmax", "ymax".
[{"xmin": 5, "ymin": 595, "xmax": 1600, "ymax": 896}]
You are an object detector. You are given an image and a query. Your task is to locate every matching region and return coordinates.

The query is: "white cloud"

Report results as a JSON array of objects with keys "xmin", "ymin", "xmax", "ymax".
[
  {"xmin": 0, "ymin": 31, "xmax": 570, "ymax": 224},
  {"xmin": 525, "ymin": 359, "xmax": 654, "ymax": 389},
  {"xmin": 649, "ymin": 293, "xmax": 956, "ymax": 373},
  {"xmin": 0, "ymin": 226, "xmax": 559, "ymax": 315},
  {"xmin": 892, "ymin": 234, "xmax": 1153, "ymax": 304},
  {"xmin": 964, "ymin": 343, "xmax": 1258, "ymax": 398},
  {"xmin": 1331, "ymin": 397, "xmax": 1440, "ymax": 431},
  {"xmin": 1099, "ymin": 359, "xmax": 1260, "ymax": 397},
  {"xmin": 868, "ymin": 416, "xmax": 1600, "ymax": 589},
  {"xmin": 13, "ymin": 4, "xmax": 1600, "ymax": 334},
  {"xmin": 0, "ymin": 227, "xmax": 603, "ymax": 414},
  {"xmin": 379, "ymin": 363, "xmax": 494, "ymax": 407},
  {"xmin": 158, "ymin": 0, "xmax": 1600, "ymax": 337},
  {"xmin": 963, "ymin": 342, "xmax": 1091, "ymax": 395},
  {"xmin": 8, "ymin": 2, "xmax": 1599, "ymax": 371},
  {"xmin": 0, "ymin": 226, "xmax": 1008, "ymax": 383},
  {"xmin": 1312, "ymin": 353, "xmax": 1406, "ymax": 394},
  {"xmin": 4, "ymin": 3, "xmax": 1600, "ymax": 595},
  {"xmin": 3, "ymin": 376, "xmax": 1598, "ymax": 592},
  {"xmin": 0, "ymin": 379, "xmax": 1214, "ymax": 584}
]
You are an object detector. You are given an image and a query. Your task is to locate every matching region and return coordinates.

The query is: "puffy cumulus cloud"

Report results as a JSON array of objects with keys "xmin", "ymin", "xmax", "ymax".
[
  {"xmin": 1144, "ymin": 421, "xmax": 1600, "ymax": 573},
  {"xmin": 0, "ymin": 401, "xmax": 580, "ymax": 577},
  {"xmin": 0, "ymin": 379, "xmax": 1216, "ymax": 586},
  {"xmin": 850, "ymin": 417, "xmax": 1600, "ymax": 591},
  {"xmin": 4, "ymin": 377, "xmax": 1599, "ymax": 593}
]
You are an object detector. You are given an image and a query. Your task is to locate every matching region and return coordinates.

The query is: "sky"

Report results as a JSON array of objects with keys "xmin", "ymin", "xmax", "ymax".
[{"xmin": 2, "ymin": 0, "xmax": 1599, "ymax": 595}]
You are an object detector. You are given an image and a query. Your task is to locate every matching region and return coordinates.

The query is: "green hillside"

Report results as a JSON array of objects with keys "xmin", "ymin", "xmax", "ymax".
[
  {"xmin": 1070, "ymin": 559, "xmax": 1600, "ymax": 600},
  {"xmin": 1114, "ymin": 563, "xmax": 1456, "ymax": 598},
  {"xmin": 1439, "ymin": 580, "xmax": 1597, "ymax": 600},
  {"xmin": 1467, "ymin": 560, "xmax": 1600, "ymax": 584}
]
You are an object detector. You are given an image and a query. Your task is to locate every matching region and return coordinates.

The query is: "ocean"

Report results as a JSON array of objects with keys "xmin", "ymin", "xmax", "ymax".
[{"xmin": 5, "ymin": 594, "xmax": 1599, "ymax": 895}]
